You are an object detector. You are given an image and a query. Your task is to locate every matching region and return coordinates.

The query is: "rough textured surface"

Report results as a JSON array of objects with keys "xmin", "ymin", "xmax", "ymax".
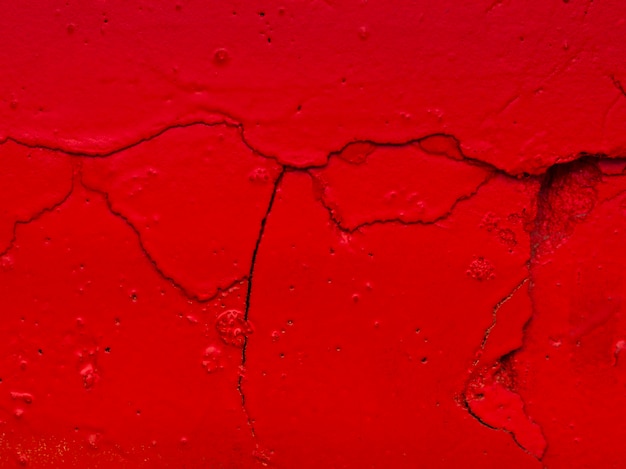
[{"xmin": 1, "ymin": 1, "xmax": 626, "ymax": 467}]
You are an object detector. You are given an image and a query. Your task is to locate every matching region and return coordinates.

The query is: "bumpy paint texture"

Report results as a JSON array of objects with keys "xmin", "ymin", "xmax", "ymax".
[{"xmin": 1, "ymin": 1, "xmax": 626, "ymax": 467}]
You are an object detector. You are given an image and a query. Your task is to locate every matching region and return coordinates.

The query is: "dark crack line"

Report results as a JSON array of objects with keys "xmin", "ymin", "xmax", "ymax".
[
  {"xmin": 302, "ymin": 134, "xmax": 513, "ymax": 176},
  {"xmin": 237, "ymin": 167, "xmax": 285, "ymax": 458},
  {"xmin": 0, "ymin": 168, "xmax": 76, "ymax": 258},
  {"xmin": 3, "ymin": 119, "xmax": 283, "ymax": 168},
  {"xmin": 459, "ymin": 377, "xmax": 539, "ymax": 458},
  {"xmin": 4, "ymin": 120, "xmax": 231, "ymax": 157},
  {"xmin": 473, "ymin": 276, "xmax": 530, "ymax": 366},
  {"xmin": 462, "ymin": 400, "xmax": 539, "ymax": 460},
  {"xmin": 461, "ymin": 271, "xmax": 546, "ymax": 460},
  {"xmin": 461, "ymin": 361, "xmax": 544, "ymax": 461},
  {"xmin": 461, "ymin": 168, "xmax": 561, "ymax": 460},
  {"xmin": 2, "ymin": 106, "xmax": 623, "ymax": 182},
  {"xmin": 611, "ymin": 74, "xmax": 626, "ymax": 98},
  {"xmin": 310, "ymin": 171, "xmax": 495, "ymax": 233},
  {"xmin": 4, "ymin": 111, "xmax": 616, "ymax": 464},
  {"xmin": 7, "ymin": 119, "xmax": 504, "ymax": 175},
  {"xmin": 242, "ymin": 169, "xmax": 286, "ymax": 322},
  {"xmin": 79, "ymin": 174, "xmax": 247, "ymax": 304}
]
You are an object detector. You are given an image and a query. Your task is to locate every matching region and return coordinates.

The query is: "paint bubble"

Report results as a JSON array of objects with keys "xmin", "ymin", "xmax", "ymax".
[
  {"xmin": 213, "ymin": 48, "xmax": 230, "ymax": 65},
  {"xmin": 466, "ymin": 257, "xmax": 495, "ymax": 281},
  {"xmin": 202, "ymin": 345, "xmax": 223, "ymax": 373},
  {"xmin": 80, "ymin": 363, "xmax": 99, "ymax": 389}
]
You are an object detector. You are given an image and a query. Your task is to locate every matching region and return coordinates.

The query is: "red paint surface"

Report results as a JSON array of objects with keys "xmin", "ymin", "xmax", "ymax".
[{"xmin": 1, "ymin": 1, "xmax": 626, "ymax": 467}]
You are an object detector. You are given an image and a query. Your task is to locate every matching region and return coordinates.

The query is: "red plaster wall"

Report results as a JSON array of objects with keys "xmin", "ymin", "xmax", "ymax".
[{"xmin": 1, "ymin": 1, "xmax": 626, "ymax": 467}]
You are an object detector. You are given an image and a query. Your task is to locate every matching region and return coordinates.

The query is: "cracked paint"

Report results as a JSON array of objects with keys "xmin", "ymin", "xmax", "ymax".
[
  {"xmin": 81, "ymin": 123, "xmax": 282, "ymax": 301},
  {"xmin": 1, "ymin": 1, "xmax": 626, "ymax": 467},
  {"xmin": 243, "ymin": 172, "xmax": 535, "ymax": 467},
  {"xmin": 0, "ymin": 182, "xmax": 255, "ymax": 467}
]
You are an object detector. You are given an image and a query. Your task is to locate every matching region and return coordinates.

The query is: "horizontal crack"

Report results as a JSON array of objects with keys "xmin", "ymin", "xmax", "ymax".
[
  {"xmin": 3, "ymin": 119, "xmax": 284, "ymax": 169},
  {"xmin": 1, "ymin": 115, "xmax": 531, "ymax": 176}
]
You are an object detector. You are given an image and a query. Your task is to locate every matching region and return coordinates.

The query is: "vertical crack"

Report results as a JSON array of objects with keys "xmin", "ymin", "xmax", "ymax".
[
  {"xmin": 237, "ymin": 167, "xmax": 285, "ymax": 465},
  {"xmin": 473, "ymin": 276, "xmax": 530, "ymax": 367},
  {"xmin": 460, "ymin": 274, "xmax": 545, "ymax": 459},
  {"xmin": 459, "ymin": 178, "xmax": 546, "ymax": 459},
  {"xmin": 462, "ymin": 158, "xmax": 603, "ymax": 460}
]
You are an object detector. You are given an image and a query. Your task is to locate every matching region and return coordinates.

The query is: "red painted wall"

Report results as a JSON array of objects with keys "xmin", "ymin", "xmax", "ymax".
[{"xmin": 1, "ymin": 1, "xmax": 626, "ymax": 467}]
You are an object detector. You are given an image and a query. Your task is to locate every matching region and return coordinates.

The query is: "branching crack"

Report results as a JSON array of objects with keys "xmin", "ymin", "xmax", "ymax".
[
  {"xmin": 3, "ymin": 107, "xmax": 623, "ymax": 465},
  {"xmin": 461, "ymin": 160, "xmax": 604, "ymax": 460},
  {"xmin": 1, "ymin": 115, "xmax": 525, "ymax": 177}
]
